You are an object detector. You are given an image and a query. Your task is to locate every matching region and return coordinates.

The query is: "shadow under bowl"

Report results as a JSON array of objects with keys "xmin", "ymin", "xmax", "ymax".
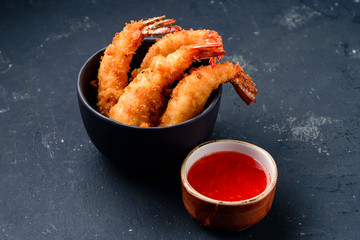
[{"xmin": 77, "ymin": 39, "xmax": 222, "ymax": 169}]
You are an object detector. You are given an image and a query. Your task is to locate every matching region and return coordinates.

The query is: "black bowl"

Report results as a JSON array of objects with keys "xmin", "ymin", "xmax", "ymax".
[{"xmin": 77, "ymin": 39, "xmax": 222, "ymax": 169}]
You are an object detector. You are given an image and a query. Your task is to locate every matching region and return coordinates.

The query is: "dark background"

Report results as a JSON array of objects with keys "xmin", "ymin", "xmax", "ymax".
[{"xmin": 1, "ymin": 0, "xmax": 359, "ymax": 239}]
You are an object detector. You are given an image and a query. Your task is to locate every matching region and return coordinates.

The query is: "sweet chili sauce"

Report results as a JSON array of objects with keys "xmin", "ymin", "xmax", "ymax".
[{"xmin": 187, "ymin": 151, "xmax": 270, "ymax": 201}]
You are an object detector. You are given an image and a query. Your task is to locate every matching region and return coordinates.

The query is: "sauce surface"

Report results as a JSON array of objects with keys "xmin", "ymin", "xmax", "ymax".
[{"xmin": 187, "ymin": 151, "xmax": 270, "ymax": 201}]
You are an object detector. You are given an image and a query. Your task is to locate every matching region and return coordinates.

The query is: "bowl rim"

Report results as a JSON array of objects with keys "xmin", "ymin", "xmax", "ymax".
[
  {"xmin": 76, "ymin": 44, "xmax": 223, "ymax": 130},
  {"xmin": 181, "ymin": 139, "xmax": 278, "ymax": 205}
]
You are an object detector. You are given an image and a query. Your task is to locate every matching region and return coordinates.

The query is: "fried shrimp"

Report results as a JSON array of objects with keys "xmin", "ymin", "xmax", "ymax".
[
  {"xmin": 97, "ymin": 16, "xmax": 180, "ymax": 116},
  {"xmin": 108, "ymin": 43, "xmax": 226, "ymax": 127},
  {"xmin": 159, "ymin": 62, "xmax": 257, "ymax": 127},
  {"xmin": 130, "ymin": 29, "xmax": 224, "ymax": 80}
]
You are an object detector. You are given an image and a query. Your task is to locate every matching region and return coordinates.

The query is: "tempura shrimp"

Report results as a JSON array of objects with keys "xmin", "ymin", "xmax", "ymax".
[
  {"xmin": 108, "ymin": 43, "xmax": 226, "ymax": 127},
  {"xmin": 97, "ymin": 16, "xmax": 180, "ymax": 116},
  {"xmin": 130, "ymin": 29, "xmax": 223, "ymax": 80},
  {"xmin": 159, "ymin": 62, "xmax": 257, "ymax": 127}
]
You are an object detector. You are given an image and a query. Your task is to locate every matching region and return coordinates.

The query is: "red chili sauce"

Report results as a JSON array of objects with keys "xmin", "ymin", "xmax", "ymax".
[{"xmin": 187, "ymin": 151, "xmax": 270, "ymax": 201}]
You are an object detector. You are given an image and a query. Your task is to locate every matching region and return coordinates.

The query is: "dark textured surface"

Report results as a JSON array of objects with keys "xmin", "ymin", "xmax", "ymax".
[{"xmin": 0, "ymin": 0, "xmax": 359, "ymax": 239}]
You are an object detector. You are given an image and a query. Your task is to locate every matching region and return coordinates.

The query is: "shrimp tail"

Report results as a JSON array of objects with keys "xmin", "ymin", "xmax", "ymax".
[
  {"xmin": 143, "ymin": 25, "xmax": 182, "ymax": 36},
  {"xmin": 141, "ymin": 15, "xmax": 167, "ymax": 26},
  {"xmin": 141, "ymin": 16, "xmax": 181, "ymax": 36},
  {"xmin": 192, "ymin": 43, "xmax": 226, "ymax": 64},
  {"xmin": 231, "ymin": 63, "xmax": 257, "ymax": 105}
]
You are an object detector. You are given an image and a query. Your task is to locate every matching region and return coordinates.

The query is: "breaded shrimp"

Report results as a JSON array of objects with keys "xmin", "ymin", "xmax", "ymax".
[
  {"xmin": 97, "ymin": 16, "xmax": 180, "ymax": 116},
  {"xmin": 130, "ymin": 29, "xmax": 224, "ymax": 80},
  {"xmin": 108, "ymin": 43, "xmax": 226, "ymax": 127},
  {"xmin": 159, "ymin": 62, "xmax": 257, "ymax": 127}
]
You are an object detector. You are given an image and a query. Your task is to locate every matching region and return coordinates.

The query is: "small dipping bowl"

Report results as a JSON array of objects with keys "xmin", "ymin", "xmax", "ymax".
[
  {"xmin": 77, "ymin": 39, "xmax": 222, "ymax": 169},
  {"xmin": 181, "ymin": 139, "xmax": 277, "ymax": 231}
]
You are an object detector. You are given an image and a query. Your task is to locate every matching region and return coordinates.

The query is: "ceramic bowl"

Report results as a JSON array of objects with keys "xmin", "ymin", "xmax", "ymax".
[
  {"xmin": 181, "ymin": 139, "xmax": 277, "ymax": 231},
  {"xmin": 77, "ymin": 39, "xmax": 222, "ymax": 169}
]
